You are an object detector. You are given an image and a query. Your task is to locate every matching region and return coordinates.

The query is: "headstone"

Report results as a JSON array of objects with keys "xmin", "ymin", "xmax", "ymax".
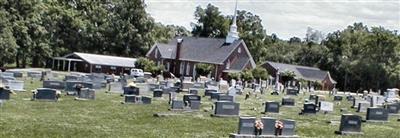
[
  {"xmin": 171, "ymin": 100, "xmax": 184, "ymax": 110},
  {"xmin": 189, "ymin": 101, "xmax": 201, "ymax": 110},
  {"xmin": 238, "ymin": 117, "xmax": 256, "ymax": 135},
  {"xmin": 302, "ymin": 103, "xmax": 317, "ymax": 114},
  {"xmin": 153, "ymin": 89, "xmax": 163, "ymax": 98},
  {"xmin": 357, "ymin": 101, "xmax": 370, "ymax": 113},
  {"xmin": 79, "ymin": 88, "xmax": 95, "ymax": 100},
  {"xmin": 0, "ymin": 88, "xmax": 11, "ymax": 100},
  {"xmin": 281, "ymin": 119, "xmax": 297, "ymax": 136},
  {"xmin": 109, "ymin": 82, "xmax": 123, "ymax": 93},
  {"xmin": 287, "ymin": 88, "xmax": 298, "ymax": 95},
  {"xmin": 34, "ymin": 88, "xmax": 58, "ymax": 101},
  {"xmin": 134, "ymin": 77, "xmax": 146, "ymax": 83},
  {"xmin": 125, "ymin": 95, "xmax": 138, "ymax": 103},
  {"xmin": 282, "ymin": 97, "xmax": 295, "ymax": 106},
  {"xmin": 0, "ymin": 72, "xmax": 14, "ymax": 78},
  {"xmin": 205, "ymin": 89, "xmax": 218, "ymax": 97},
  {"xmin": 193, "ymin": 82, "xmax": 204, "ymax": 89},
  {"xmin": 217, "ymin": 95, "xmax": 234, "ymax": 102},
  {"xmin": 43, "ymin": 80, "xmax": 65, "ymax": 90},
  {"xmin": 210, "ymin": 92, "xmax": 223, "ymax": 100},
  {"xmin": 386, "ymin": 103, "xmax": 399, "ymax": 114},
  {"xmin": 264, "ymin": 101, "xmax": 280, "ymax": 113},
  {"xmin": 168, "ymin": 92, "xmax": 177, "ymax": 104},
  {"xmin": 27, "ymin": 71, "xmax": 42, "ymax": 78},
  {"xmin": 214, "ymin": 101, "xmax": 240, "ymax": 116},
  {"xmin": 7, "ymin": 71, "xmax": 23, "ymax": 78},
  {"xmin": 352, "ymin": 98, "xmax": 362, "ymax": 108},
  {"xmin": 148, "ymin": 84, "xmax": 159, "ymax": 91},
  {"xmin": 261, "ymin": 117, "xmax": 276, "ymax": 136},
  {"xmin": 123, "ymin": 86, "xmax": 139, "ymax": 95},
  {"xmin": 1, "ymin": 76, "xmax": 15, "ymax": 84},
  {"xmin": 371, "ymin": 95, "xmax": 385, "ymax": 107},
  {"xmin": 319, "ymin": 101, "xmax": 334, "ymax": 112},
  {"xmin": 182, "ymin": 82, "xmax": 194, "ymax": 91},
  {"xmin": 7, "ymin": 80, "xmax": 24, "ymax": 91},
  {"xmin": 141, "ymin": 96, "xmax": 152, "ymax": 104},
  {"xmin": 183, "ymin": 94, "xmax": 201, "ymax": 106},
  {"xmin": 334, "ymin": 95, "xmax": 343, "ymax": 101},
  {"xmin": 188, "ymin": 88, "xmax": 199, "ymax": 95},
  {"xmin": 336, "ymin": 114, "xmax": 363, "ymax": 135},
  {"xmin": 366, "ymin": 107, "xmax": 388, "ymax": 122},
  {"xmin": 346, "ymin": 95, "xmax": 355, "ymax": 101},
  {"xmin": 385, "ymin": 89, "xmax": 397, "ymax": 102},
  {"xmin": 65, "ymin": 81, "xmax": 94, "ymax": 92}
]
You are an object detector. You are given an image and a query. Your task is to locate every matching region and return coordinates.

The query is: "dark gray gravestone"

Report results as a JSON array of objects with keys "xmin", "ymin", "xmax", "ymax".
[
  {"xmin": 210, "ymin": 92, "xmax": 223, "ymax": 100},
  {"xmin": 265, "ymin": 101, "xmax": 280, "ymax": 113},
  {"xmin": 386, "ymin": 103, "xmax": 400, "ymax": 114},
  {"xmin": 281, "ymin": 119, "xmax": 296, "ymax": 136},
  {"xmin": 190, "ymin": 101, "xmax": 201, "ymax": 110},
  {"xmin": 347, "ymin": 95, "xmax": 355, "ymax": 101},
  {"xmin": 183, "ymin": 94, "xmax": 201, "ymax": 106},
  {"xmin": 217, "ymin": 95, "xmax": 234, "ymax": 102},
  {"xmin": 125, "ymin": 95, "xmax": 138, "ymax": 103},
  {"xmin": 261, "ymin": 117, "xmax": 276, "ymax": 136},
  {"xmin": 287, "ymin": 88, "xmax": 298, "ymax": 95},
  {"xmin": 282, "ymin": 97, "xmax": 295, "ymax": 106},
  {"xmin": 309, "ymin": 94, "xmax": 317, "ymax": 101},
  {"xmin": 43, "ymin": 80, "xmax": 65, "ymax": 90},
  {"xmin": 205, "ymin": 89, "xmax": 218, "ymax": 97},
  {"xmin": 79, "ymin": 88, "xmax": 95, "ymax": 100},
  {"xmin": 34, "ymin": 88, "xmax": 57, "ymax": 101},
  {"xmin": 302, "ymin": 103, "xmax": 317, "ymax": 114},
  {"xmin": 65, "ymin": 75, "xmax": 80, "ymax": 81},
  {"xmin": 153, "ymin": 89, "xmax": 163, "ymax": 98},
  {"xmin": 65, "ymin": 81, "xmax": 94, "ymax": 92},
  {"xmin": 214, "ymin": 101, "xmax": 239, "ymax": 116},
  {"xmin": 141, "ymin": 96, "xmax": 152, "ymax": 104},
  {"xmin": 171, "ymin": 100, "xmax": 184, "ymax": 110},
  {"xmin": 366, "ymin": 107, "xmax": 388, "ymax": 122},
  {"xmin": 238, "ymin": 117, "xmax": 256, "ymax": 135},
  {"xmin": 188, "ymin": 88, "xmax": 199, "ymax": 95},
  {"xmin": 357, "ymin": 102, "xmax": 370, "ymax": 113},
  {"xmin": 336, "ymin": 114, "xmax": 363, "ymax": 135},
  {"xmin": 123, "ymin": 86, "xmax": 139, "ymax": 95},
  {"xmin": 0, "ymin": 88, "xmax": 11, "ymax": 100},
  {"xmin": 334, "ymin": 95, "xmax": 343, "ymax": 101}
]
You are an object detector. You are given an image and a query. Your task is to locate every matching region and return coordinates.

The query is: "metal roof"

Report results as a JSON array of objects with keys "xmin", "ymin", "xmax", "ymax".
[
  {"xmin": 63, "ymin": 52, "xmax": 137, "ymax": 68},
  {"xmin": 264, "ymin": 61, "xmax": 335, "ymax": 82}
]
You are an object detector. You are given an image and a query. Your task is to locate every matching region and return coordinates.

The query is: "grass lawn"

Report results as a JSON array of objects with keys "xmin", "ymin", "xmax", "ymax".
[{"xmin": 1, "ymin": 74, "xmax": 400, "ymax": 138}]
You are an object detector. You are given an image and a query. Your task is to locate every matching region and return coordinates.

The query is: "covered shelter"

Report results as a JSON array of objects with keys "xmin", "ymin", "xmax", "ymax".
[{"xmin": 52, "ymin": 52, "xmax": 137, "ymax": 75}]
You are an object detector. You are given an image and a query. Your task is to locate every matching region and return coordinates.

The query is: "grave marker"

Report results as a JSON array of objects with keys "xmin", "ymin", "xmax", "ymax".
[
  {"xmin": 261, "ymin": 117, "xmax": 276, "ymax": 136},
  {"xmin": 43, "ymin": 80, "xmax": 65, "ymax": 90},
  {"xmin": 264, "ymin": 101, "xmax": 280, "ymax": 113},
  {"xmin": 33, "ymin": 88, "xmax": 58, "ymax": 101},
  {"xmin": 0, "ymin": 88, "xmax": 11, "ymax": 100},
  {"xmin": 366, "ymin": 107, "xmax": 388, "ymax": 122},
  {"xmin": 238, "ymin": 117, "xmax": 256, "ymax": 135},
  {"xmin": 357, "ymin": 101, "xmax": 370, "ymax": 113},
  {"xmin": 336, "ymin": 114, "xmax": 363, "ymax": 135},
  {"xmin": 214, "ymin": 101, "xmax": 240, "ymax": 117},
  {"xmin": 282, "ymin": 97, "xmax": 295, "ymax": 106},
  {"xmin": 319, "ymin": 101, "xmax": 334, "ymax": 112}
]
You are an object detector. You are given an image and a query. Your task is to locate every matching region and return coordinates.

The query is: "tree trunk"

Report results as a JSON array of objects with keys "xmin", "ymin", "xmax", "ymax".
[{"xmin": 16, "ymin": 53, "xmax": 20, "ymax": 68}]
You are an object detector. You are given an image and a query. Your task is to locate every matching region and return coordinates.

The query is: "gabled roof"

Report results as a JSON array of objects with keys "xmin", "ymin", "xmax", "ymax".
[
  {"xmin": 63, "ymin": 52, "xmax": 137, "ymax": 68},
  {"xmin": 146, "ymin": 37, "xmax": 256, "ymax": 68},
  {"xmin": 264, "ymin": 61, "xmax": 334, "ymax": 82}
]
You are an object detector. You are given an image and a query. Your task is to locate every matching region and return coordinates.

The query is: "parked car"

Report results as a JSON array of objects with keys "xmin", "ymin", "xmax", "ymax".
[{"xmin": 130, "ymin": 69, "xmax": 144, "ymax": 77}]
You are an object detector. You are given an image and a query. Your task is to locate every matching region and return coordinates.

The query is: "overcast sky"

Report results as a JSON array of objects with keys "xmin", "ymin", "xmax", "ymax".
[{"xmin": 145, "ymin": 0, "xmax": 399, "ymax": 40}]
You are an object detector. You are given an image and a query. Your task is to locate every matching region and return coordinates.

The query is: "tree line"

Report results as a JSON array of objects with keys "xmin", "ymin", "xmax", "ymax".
[{"xmin": 0, "ymin": 1, "xmax": 399, "ymax": 91}]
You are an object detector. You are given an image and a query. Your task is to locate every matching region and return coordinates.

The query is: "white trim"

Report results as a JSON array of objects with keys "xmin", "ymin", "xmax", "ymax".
[{"xmin": 186, "ymin": 62, "xmax": 190, "ymax": 75}]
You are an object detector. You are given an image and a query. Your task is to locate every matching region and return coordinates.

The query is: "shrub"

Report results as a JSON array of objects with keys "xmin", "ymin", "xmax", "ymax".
[{"xmin": 195, "ymin": 63, "xmax": 214, "ymax": 76}]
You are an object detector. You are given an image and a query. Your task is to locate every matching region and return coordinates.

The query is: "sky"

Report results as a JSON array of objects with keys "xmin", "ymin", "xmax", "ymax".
[{"xmin": 145, "ymin": 0, "xmax": 400, "ymax": 40}]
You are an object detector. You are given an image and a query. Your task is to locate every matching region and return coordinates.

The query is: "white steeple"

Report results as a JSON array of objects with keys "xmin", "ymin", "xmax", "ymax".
[{"xmin": 226, "ymin": 0, "xmax": 239, "ymax": 44}]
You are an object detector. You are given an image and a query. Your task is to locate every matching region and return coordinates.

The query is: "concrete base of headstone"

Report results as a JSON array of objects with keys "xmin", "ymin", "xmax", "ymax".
[
  {"xmin": 211, "ymin": 114, "xmax": 239, "ymax": 118},
  {"xmin": 229, "ymin": 133, "xmax": 276, "ymax": 138},
  {"xmin": 364, "ymin": 120, "xmax": 388, "ymax": 123},
  {"xmin": 335, "ymin": 131, "xmax": 364, "ymax": 135}
]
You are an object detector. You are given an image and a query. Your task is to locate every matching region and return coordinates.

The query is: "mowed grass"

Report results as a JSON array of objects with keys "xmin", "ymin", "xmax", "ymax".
[{"xmin": 1, "ymin": 75, "xmax": 400, "ymax": 138}]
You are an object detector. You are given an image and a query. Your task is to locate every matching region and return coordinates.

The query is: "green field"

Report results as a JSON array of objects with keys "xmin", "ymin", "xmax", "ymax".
[{"xmin": 1, "ymin": 75, "xmax": 400, "ymax": 138}]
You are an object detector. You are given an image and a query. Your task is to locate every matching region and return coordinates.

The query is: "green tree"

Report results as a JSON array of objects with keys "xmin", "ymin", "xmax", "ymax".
[
  {"xmin": 252, "ymin": 67, "xmax": 269, "ymax": 80},
  {"xmin": 192, "ymin": 4, "xmax": 229, "ymax": 38},
  {"xmin": 195, "ymin": 63, "xmax": 214, "ymax": 77}
]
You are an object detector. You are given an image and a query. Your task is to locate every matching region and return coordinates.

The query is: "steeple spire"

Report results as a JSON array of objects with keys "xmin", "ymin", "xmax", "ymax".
[{"xmin": 225, "ymin": 0, "xmax": 239, "ymax": 44}]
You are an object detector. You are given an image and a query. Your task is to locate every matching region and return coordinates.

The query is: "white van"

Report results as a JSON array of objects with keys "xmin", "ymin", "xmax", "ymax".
[{"xmin": 130, "ymin": 69, "xmax": 144, "ymax": 77}]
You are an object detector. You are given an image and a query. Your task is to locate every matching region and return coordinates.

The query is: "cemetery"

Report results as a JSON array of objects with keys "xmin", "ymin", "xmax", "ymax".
[
  {"xmin": 0, "ymin": 69, "xmax": 400, "ymax": 137},
  {"xmin": 0, "ymin": 0, "xmax": 398, "ymax": 138}
]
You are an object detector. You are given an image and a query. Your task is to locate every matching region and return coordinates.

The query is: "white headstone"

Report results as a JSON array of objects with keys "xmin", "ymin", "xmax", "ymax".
[
  {"xmin": 7, "ymin": 80, "xmax": 24, "ymax": 91},
  {"xmin": 228, "ymin": 87, "xmax": 237, "ymax": 101},
  {"xmin": 320, "ymin": 101, "xmax": 334, "ymax": 112}
]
